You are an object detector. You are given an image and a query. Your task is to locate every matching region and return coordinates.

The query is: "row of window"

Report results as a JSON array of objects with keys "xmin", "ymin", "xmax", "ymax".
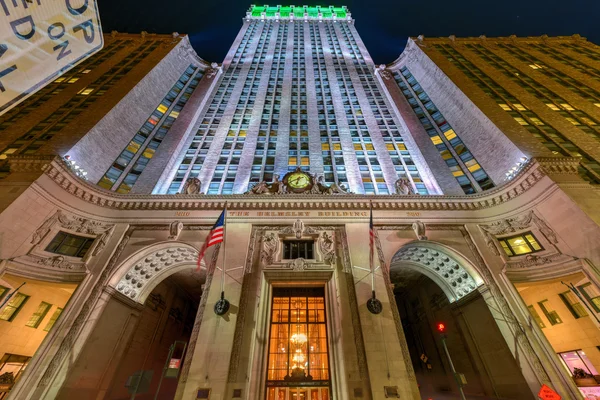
[
  {"xmin": 98, "ymin": 64, "xmax": 202, "ymax": 193},
  {"xmin": 0, "ymin": 287, "xmax": 63, "ymax": 331},
  {"xmin": 528, "ymin": 283, "xmax": 600, "ymax": 329}
]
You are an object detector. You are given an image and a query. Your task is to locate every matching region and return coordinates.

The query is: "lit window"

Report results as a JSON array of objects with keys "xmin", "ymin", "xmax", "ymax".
[
  {"xmin": 528, "ymin": 64, "xmax": 544, "ymax": 69},
  {"xmin": 546, "ymin": 103, "xmax": 560, "ymax": 111},
  {"xmin": 527, "ymin": 305, "xmax": 546, "ymax": 329},
  {"xmin": 444, "ymin": 129, "xmax": 457, "ymax": 140},
  {"xmin": 365, "ymin": 144, "xmax": 374, "ymax": 150},
  {"xmin": 82, "ymin": 69, "xmax": 91, "ymax": 74},
  {"xmin": 321, "ymin": 143, "xmax": 330, "ymax": 150},
  {"xmin": 266, "ymin": 287, "xmax": 330, "ymax": 398},
  {"xmin": 561, "ymin": 103, "xmax": 575, "ymax": 111},
  {"xmin": 283, "ymin": 240, "xmax": 314, "ymax": 259},
  {"xmin": 169, "ymin": 110, "xmax": 180, "ymax": 118},
  {"xmin": 353, "ymin": 144, "xmax": 362, "ymax": 150},
  {"xmin": 77, "ymin": 87, "xmax": 93, "ymax": 95},
  {"xmin": 498, "ymin": 103, "xmax": 511, "ymax": 111},
  {"xmin": 578, "ymin": 283, "xmax": 600, "ymax": 312},
  {"xmin": 44, "ymin": 307, "xmax": 63, "ymax": 332},
  {"xmin": 0, "ymin": 293, "xmax": 29, "ymax": 321},
  {"xmin": 566, "ymin": 117, "xmax": 581, "ymax": 126},
  {"xmin": 386, "ymin": 143, "xmax": 395, "ymax": 150},
  {"xmin": 530, "ymin": 118, "xmax": 544, "ymax": 126},
  {"xmin": 0, "ymin": 148, "xmax": 18, "ymax": 160},
  {"xmin": 498, "ymin": 232, "xmax": 543, "ymax": 256},
  {"xmin": 25, "ymin": 302, "xmax": 52, "ymax": 328},
  {"xmin": 156, "ymin": 104, "xmax": 169, "ymax": 114},
  {"xmin": 54, "ymin": 77, "xmax": 66, "ymax": 83},
  {"xmin": 452, "ymin": 170, "xmax": 464, "ymax": 177},
  {"xmin": 559, "ymin": 291, "xmax": 588, "ymax": 319},
  {"xmin": 538, "ymin": 299, "xmax": 562, "ymax": 325},
  {"xmin": 594, "ymin": 103, "xmax": 600, "ymax": 108},
  {"xmin": 288, "ymin": 157, "xmax": 297, "ymax": 165},
  {"xmin": 513, "ymin": 103, "xmax": 526, "ymax": 111},
  {"xmin": 559, "ymin": 350, "xmax": 598, "ymax": 376},
  {"xmin": 333, "ymin": 143, "xmax": 342, "ymax": 151},
  {"xmin": 430, "ymin": 135, "xmax": 442, "ymax": 145},
  {"xmin": 45, "ymin": 231, "xmax": 95, "ymax": 258},
  {"xmin": 301, "ymin": 157, "xmax": 309, "ymax": 166},
  {"xmin": 581, "ymin": 118, "xmax": 597, "ymax": 126},
  {"xmin": 67, "ymin": 78, "xmax": 79, "ymax": 83},
  {"xmin": 514, "ymin": 117, "xmax": 529, "ymax": 126}
]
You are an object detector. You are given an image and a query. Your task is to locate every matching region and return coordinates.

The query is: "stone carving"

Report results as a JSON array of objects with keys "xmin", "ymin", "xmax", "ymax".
[
  {"xmin": 391, "ymin": 245, "xmax": 478, "ymax": 300},
  {"xmin": 377, "ymin": 64, "xmax": 392, "ymax": 80},
  {"xmin": 479, "ymin": 211, "xmax": 558, "ymax": 256},
  {"xmin": 36, "ymin": 255, "xmax": 75, "ymax": 270},
  {"xmin": 507, "ymin": 253, "xmax": 575, "ymax": 269},
  {"xmin": 31, "ymin": 211, "xmax": 114, "ymax": 255},
  {"xmin": 315, "ymin": 175, "xmax": 349, "ymax": 194},
  {"xmin": 412, "ymin": 221, "xmax": 427, "ymax": 240},
  {"xmin": 168, "ymin": 221, "xmax": 184, "ymax": 240},
  {"xmin": 287, "ymin": 258, "xmax": 312, "ymax": 271},
  {"xmin": 394, "ymin": 177, "xmax": 416, "ymax": 195},
  {"xmin": 319, "ymin": 232, "xmax": 336, "ymax": 265},
  {"xmin": 181, "ymin": 177, "xmax": 202, "ymax": 195},
  {"xmin": 292, "ymin": 219, "xmax": 305, "ymax": 239},
  {"xmin": 247, "ymin": 180, "xmax": 270, "ymax": 194},
  {"xmin": 116, "ymin": 246, "xmax": 199, "ymax": 301},
  {"xmin": 245, "ymin": 170, "xmax": 349, "ymax": 195},
  {"xmin": 41, "ymin": 155, "xmax": 548, "ymax": 212},
  {"xmin": 261, "ymin": 232, "xmax": 278, "ymax": 265}
]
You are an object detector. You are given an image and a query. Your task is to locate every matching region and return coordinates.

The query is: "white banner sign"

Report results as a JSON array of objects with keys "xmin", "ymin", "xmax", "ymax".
[{"xmin": 0, "ymin": 0, "xmax": 103, "ymax": 114}]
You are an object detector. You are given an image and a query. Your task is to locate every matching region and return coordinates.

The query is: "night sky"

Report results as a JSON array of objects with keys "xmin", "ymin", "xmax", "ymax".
[{"xmin": 99, "ymin": 0, "xmax": 600, "ymax": 65}]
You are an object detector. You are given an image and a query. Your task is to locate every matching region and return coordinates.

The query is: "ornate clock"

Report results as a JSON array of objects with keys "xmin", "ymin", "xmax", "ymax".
[{"xmin": 283, "ymin": 168, "xmax": 313, "ymax": 193}]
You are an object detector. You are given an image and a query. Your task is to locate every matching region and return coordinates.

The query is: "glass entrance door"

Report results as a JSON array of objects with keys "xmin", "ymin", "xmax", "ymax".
[
  {"xmin": 266, "ymin": 287, "xmax": 331, "ymax": 399},
  {"xmin": 266, "ymin": 386, "xmax": 330, "ymax": 400}
]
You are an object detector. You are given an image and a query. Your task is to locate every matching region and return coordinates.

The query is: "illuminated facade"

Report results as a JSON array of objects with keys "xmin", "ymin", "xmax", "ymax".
[{"xmin": 1, "ymin": 6, "xmax": 600, "ymax": 400}]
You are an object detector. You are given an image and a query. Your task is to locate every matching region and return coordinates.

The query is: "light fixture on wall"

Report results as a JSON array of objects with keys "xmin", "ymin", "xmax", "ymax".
[
  {"xmin": 63, "ymin": 155, "xmax": 88, "ymax": 180},
  {"xmin": 505, "ymin": 157, "xmax": 528, "ymax": 181}
]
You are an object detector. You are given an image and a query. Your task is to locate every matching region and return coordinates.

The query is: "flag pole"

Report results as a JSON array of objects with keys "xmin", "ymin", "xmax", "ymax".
[
  {"xmin": 370, "ymin": 200, "xmax": 374, "ymax": 293},
  {"xmin": 220, "ymin": 202, "xmax": 228, "ymax": 293}
]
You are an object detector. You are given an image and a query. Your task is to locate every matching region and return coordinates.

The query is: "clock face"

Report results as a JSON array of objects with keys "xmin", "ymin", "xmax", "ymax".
[{"xmin": 288, "ymin": 172, "xmax": 311, "ymax": 189}]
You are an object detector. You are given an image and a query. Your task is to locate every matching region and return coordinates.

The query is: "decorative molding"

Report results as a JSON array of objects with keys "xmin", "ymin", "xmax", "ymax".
[
  {"xmin": 391, "ymin": 244, "xmax": 478, "ymax": 301},
  {"xmin": 168, "ymin": 221, "xmax": 184, "ymax": 240},
  {"xmin": 33, "ymin": 156, "xmax": 584, "ymax": 212},
  {"xmin": 479, "ymin": 211, "xmax": 559, "ymax": 256},
  {"xmin": 115, "ymin": 246, "xmax": 199, "ymax": 301},
  {"xmin": 506, "ymin": 253, "xmax": 575, "ymax": 269}
]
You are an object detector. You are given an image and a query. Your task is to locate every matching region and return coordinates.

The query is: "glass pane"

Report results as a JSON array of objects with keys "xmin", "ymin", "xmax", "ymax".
[
  {"xmin": 525, "ymin": 234, "xmax": 542, "ymax": 250},
  {"xmin": 506, "ymin": 236, "xmax": 532, "ymax": 255}
]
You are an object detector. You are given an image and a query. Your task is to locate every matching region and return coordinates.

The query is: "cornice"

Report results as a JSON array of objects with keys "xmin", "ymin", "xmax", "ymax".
[{"xmin": 15, "ymin": 155, "xmax": 591, "ymax": 212}]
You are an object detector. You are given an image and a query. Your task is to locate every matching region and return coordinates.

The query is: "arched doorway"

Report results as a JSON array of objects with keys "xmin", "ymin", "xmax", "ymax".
[
  {"xmin": 390, "ymin": 242, "xmax": 532, "ymax": 399},
  {"xmin": 54, "ymin": 242, "xmax": 208, "ymax": 400}
]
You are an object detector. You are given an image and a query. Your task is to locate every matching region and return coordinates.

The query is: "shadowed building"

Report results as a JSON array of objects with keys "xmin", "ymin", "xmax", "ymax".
[{"xmin": 1, "ymin": 5, "xmax": 600, "ymax": 400}]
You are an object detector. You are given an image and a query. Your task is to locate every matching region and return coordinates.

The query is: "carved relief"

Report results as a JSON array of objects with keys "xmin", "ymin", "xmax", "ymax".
[
  {"xmin": 394, "ymin": 177, "xmax": 416, "ymax": 195},
  {"xmin": 181, "ymin": 177, "xmax": 202, "ymax": 195},
  {"xmin": 319, "ymin": 232, "xmax": 336, "ymax": 265},
  {"xmin": 168, "ymin": 221, "xmax": 184, "ymax": 240},
  {"xmin": 31, "ymin": 211, "xmax": 114, "ymax": 250},
  {"xmin": 36, "ymin": 255, "xmax": 76, "ymax": 270},
  {"xmin": 287, "ymin": 258, "xmax": 312, "ymax": 271},
  {"xmin": 391, "ymin": 245, "xmax": 478, "ymax": 300},
  {"xmin": 412, "ymin": 221, "xmax": 427, "ymax": 240},
  {"xmin": 479, "ymin": 211, "xmax": 558, "ymax": 256},
  {"xmin": 116, "ymin": 246, "xmax": 199, "ymax": 301},
  {"xmin": 261, "ymin": 232, "xmax": 278, "ymax": 266}
]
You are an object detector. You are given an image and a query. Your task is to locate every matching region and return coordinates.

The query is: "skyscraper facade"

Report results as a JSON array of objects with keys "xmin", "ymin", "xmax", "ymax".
[{"xmin": 1, "ymin": 6, "xmax": 600, "ymax": 400}]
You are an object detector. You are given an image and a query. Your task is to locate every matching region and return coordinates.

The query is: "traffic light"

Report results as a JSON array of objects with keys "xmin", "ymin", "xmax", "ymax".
[{"xmin": 436, "ymin": 322, "xmax": 446, "ymax": 334}]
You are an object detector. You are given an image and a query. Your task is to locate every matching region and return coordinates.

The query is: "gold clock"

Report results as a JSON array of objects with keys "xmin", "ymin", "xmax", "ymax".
[{"xmin": 288, "ymin": 172, "xmax": 311, "ymax": 189}]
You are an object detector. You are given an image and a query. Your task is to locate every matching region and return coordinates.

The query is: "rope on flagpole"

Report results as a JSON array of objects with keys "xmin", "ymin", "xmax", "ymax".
[{"xmin": 214, "ymin": 202, "xmax": 230, "ymax": 316}]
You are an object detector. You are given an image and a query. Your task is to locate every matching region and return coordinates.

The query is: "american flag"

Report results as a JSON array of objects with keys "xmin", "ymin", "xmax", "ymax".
[
  {"xmin": 369, "ymin": 205, "xmax": 375, "ymax": 271},
  {"xmin": 197, "ymin": 209, "xmax": 226, "ymax": 270}
]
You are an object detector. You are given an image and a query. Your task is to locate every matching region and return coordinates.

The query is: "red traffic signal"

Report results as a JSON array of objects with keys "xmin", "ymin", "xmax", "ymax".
[{"xmin": 436, "ymin": 322, "xmax": 446, "ymax": 333}]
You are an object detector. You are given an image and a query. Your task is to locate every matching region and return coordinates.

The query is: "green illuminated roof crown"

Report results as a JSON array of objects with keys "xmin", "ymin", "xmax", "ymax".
[{"xmin": 247, "ymin": 5, "xmax": 350, "ymax": 20}]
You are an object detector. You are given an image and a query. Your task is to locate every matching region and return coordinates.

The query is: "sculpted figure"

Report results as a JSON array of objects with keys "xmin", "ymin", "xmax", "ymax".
[
  {"xmin": 395, "ymin": 177, "xmax": 416, "ymax": 195},
  {"xmin": 182, "ymin": 177, "xmax": 202, "ymax": 195}
]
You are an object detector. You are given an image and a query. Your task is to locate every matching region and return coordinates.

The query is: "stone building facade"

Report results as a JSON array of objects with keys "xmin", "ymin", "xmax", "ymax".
[{"xmin": 1, "ymin": 5, "xmax": 600, "ymax": 400}]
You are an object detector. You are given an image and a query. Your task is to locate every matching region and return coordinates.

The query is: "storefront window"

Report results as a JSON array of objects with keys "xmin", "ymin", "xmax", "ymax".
[
  {"xmin": 559, "ymin": 350, "xmax": 598, "ymax": 376},
  {"xmin": 0, "ymin": 354, "xmax": 30, "ymax": 395},
  {"xmin": 266, "ymin": 287, "xmax": 330, "ymax": 400}
]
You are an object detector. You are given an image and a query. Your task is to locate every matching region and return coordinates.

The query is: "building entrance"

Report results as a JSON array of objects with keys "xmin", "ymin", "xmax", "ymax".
[{"xmin": 266, "ymin": 287, "xmax": 331, "ymax": 400}]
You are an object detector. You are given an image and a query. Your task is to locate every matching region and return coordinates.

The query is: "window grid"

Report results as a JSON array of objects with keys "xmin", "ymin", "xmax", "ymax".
[
  {"xmin": 529, "ymin": 44, "xmax": 600, "ymax": 81},
  {"xmin": 98, "ymin": 65, "xmax": 202, "ymax": 193},
  {"xmin": 45, "ymin": 231, "xmax": 95, "ymax": 258},
  {"xmin": 498, "ymin": 231, "xmax": 543, "ymax": 257},
  {"xmin": 497, "ymin": 43, "xmax": 600, "ymax": 104},
  {"xmin": 537, "ymin": 299, "xmax": 562, "ymax": 325},
  {"xmin": 250, "ymin": 23, "xmax": 288, "ymax": 186},
  {"xmin": 0, "ymin": 292, "xmax": 29, "ymax": 322},
  {"xmin": 0, "ymin": 40, "xmax": 160, "ymax": 159},
  {"xmin": 208, "ymin": 22, "xmax": 275, "ymax": 195},
  {"xmin": 167, "ymin": 22, "xmax": 259, "ymax": 194},
  {"xmin": 395, "ymin": 67, "xmax": 493, "ymax": 193},
  {"xmin": 559, "ymin": 291, "xmax": 588, "ymax": 319},
  {"xmin": 337, "ymin": 23, "xmax": 428, "ymax": 194},
  {"xmin": 0, "ymin": 39, "xmax": 131, "ymax": 133},
  {"xmin": 562, "ymin": 43, "xmax": 600, "ymax": 62},
  {"xmin": 434, "ymin": 44, "xmax": 600, "ymax": 183},
  {"xmin": 527, "ymin": 305, "xmax": 546, "ymax": 329},
  {"xmin": 467, "ymin": 44, "xmax": 600, "ymax": 143},
  {"xmin": 311, "ymin": 23, "xmax": 347, "ymax": 188},
  {"xmin": 44, "ymin": 307, "xmax": 63, "ymax": 332}
]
